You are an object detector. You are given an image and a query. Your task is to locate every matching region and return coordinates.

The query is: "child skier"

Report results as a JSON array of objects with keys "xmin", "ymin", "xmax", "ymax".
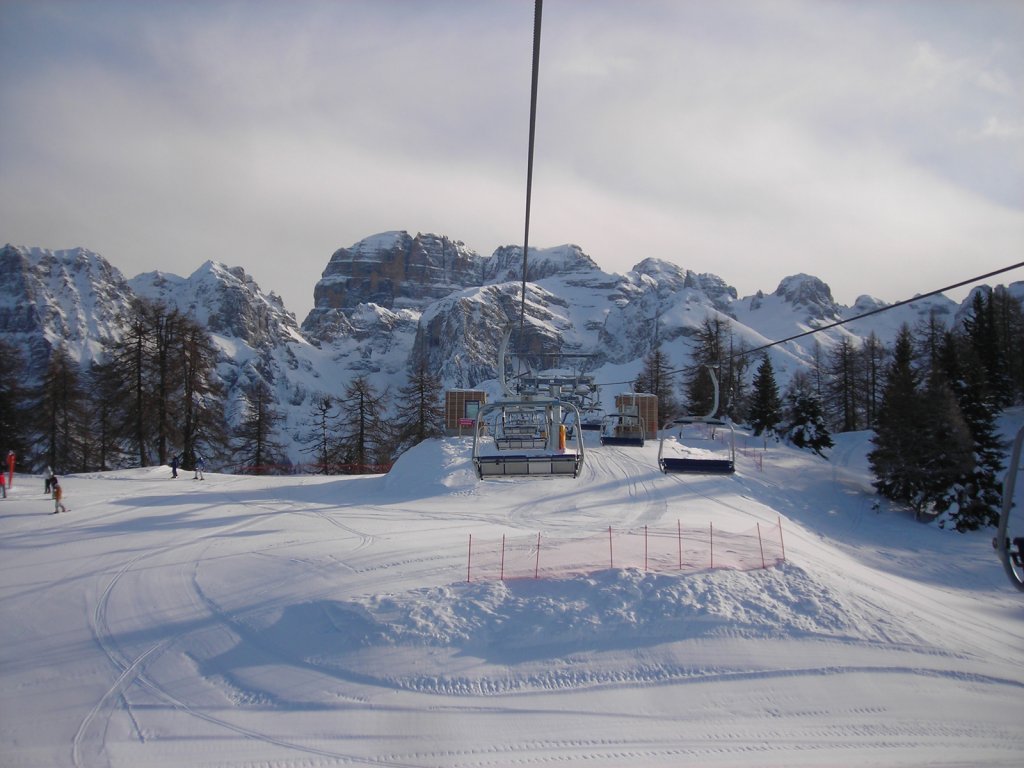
[{"xmin": 52, "ymin": 478, "xmax": 67, "ymax": 514}]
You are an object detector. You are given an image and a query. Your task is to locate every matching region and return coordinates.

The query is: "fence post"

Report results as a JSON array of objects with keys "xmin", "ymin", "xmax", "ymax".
[
  {"xmin": 757, "ymin": 522, "xmax": 766, "ymax": 569},
  {"xmin": 467, "ymin": 533, "xmax": 472, "ymax": 583},
  {"xmin": 778, "ymin": 516, "xmax": 786, "ymax": 562},
  {"xmin": 644, "ymin": 525, "xmax": 649, "ymax": 571},
  {"xmin": 710, "ymin": 521, "xmax": 714, "ymax": 569},
  {"xmin": 500, "ymin": 534, "xmax": 506, "ymax": 581},
  {"xmin": 534, "ymin": 532, "xmax": 541, "ymax": 579},
  {"xmin": 608, "ymin": 526, "xmax": 613, "ymax": 570},
  {"xmin": 677, "ymin": 519, "xmax": 682, "ymax": 570}
]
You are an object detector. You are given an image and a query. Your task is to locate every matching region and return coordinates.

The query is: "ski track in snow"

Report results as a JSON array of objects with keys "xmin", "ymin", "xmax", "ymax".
[{"xmin": 2, "ymin": 430, "xmax": 1024, "ymax": 767}]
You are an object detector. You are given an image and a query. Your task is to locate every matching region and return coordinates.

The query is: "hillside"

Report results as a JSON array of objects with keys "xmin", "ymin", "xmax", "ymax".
[{"xmin": 1, "ymin": 417, "xmax": 1022, "ymax": 766}]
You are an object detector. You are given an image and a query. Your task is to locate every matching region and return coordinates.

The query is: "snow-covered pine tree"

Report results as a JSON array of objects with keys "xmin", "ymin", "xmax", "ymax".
[
  {"xmin": 935, "ymin": 330, "xmax": 1004, "ymax": 530},
  {"xmin": 783, "ymin": 370, "xmax": 833, "ymax": 457}
]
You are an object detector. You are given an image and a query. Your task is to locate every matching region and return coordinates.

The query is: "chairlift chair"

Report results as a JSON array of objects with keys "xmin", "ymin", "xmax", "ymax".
[
  {"xmin": 995, "ymin": 424, "xmax": 1024, "ymax": 592},
  {"xmin": 472, "ymin": 398, "xmax": 585, "ymax": 479},
  {"xmin": 657, "ymin": 365, "xmax": 736, "ymax": 474},
  {"xmin": 658, "ymin": 416, "xmax": 736, "ymax": 474},
  {"xmin": 599, "ymin": 412, "xmax": 646, "ymax": 447}
]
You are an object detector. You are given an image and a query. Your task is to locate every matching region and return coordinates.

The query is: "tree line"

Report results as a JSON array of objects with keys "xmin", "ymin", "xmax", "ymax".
[
  {"xmin": 2, "ymin": 287, "xmax": 1021, "ymax": 530},
  {"xmin": 634, "ymin": 286, "xmax": 1023, "ymax": 531},
  {"xmin": 0, "ymin": 297, "xmax": 448, "ymax": 477}
]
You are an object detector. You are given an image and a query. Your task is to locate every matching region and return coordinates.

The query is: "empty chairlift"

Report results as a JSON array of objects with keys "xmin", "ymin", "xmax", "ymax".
[
  {"xmin": 599, "ymin": 394, "xmax": 647, "ymax": 447},
  {"xmin": 657, "ymin": 367, "xmax": 736, "ymax": 475}
]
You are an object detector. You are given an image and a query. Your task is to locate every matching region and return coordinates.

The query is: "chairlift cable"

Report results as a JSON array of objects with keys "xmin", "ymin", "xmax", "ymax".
[{"xmin": 517, "ymin": 0, "xmax": 544, "ymax": 381}]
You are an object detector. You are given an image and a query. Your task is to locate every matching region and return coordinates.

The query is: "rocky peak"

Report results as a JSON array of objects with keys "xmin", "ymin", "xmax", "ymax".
[
  {"xmin": 632, "ymin": 258, "xmax": 688, "ymax": 292},
  {"xmin": 306, "ymin": 231, "xmax": 485, "ymax": 319},
  {"xmin": 131, "ymin": 261, "xmax": 301, "ymax": 350},
  {"xmin": 483, "ymin": 243, "xmax": 599, "ymax": 283},
  {"xmin": 774, "ymin": 274, "xmax": 840, "ymax": 322},
  {"xmin": 0, "ymin": 245, "xmax": 136, "ymax": 376}
]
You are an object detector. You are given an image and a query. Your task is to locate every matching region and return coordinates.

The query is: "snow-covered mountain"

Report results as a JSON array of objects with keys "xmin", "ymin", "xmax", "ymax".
[{"xmin": 0, "ymin": 235, "xmax": 1013, "ymax": 464}]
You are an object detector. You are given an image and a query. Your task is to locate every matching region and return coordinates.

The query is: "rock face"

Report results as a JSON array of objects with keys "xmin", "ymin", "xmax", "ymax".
[{"xmin": 305, "ymin": 231, "xmax": 484, "ymax": 317}]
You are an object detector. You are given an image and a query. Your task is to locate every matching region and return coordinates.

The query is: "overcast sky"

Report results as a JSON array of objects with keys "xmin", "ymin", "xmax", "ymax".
[{"xmin": 1, "ymin": 0, "xmax": 1022, "ymax": 320}]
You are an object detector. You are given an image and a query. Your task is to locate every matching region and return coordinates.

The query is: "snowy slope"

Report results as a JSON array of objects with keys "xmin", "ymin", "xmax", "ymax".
[{"xmin": 2, "ymin": 425, "xmax": 1022, "ymax": 767}]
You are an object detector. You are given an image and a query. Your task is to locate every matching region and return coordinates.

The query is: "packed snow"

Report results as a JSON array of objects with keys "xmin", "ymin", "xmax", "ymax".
[{"xmin": 2, "ymin": 423, "xmax": 1023, "ymax": 767}]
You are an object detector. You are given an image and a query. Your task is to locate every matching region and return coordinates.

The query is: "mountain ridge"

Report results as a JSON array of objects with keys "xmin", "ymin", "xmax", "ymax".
[{"xmin": 1, "ymin": 236, "xmax": 1013, "ymax": 464}]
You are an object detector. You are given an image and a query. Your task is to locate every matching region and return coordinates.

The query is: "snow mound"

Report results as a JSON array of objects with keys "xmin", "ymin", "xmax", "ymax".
[
  {"xmin": 230, "ymin": 564, "xmax": 920, "ymax": 697},
  {"xmin": 383, "ymin": 437, "xmax": 477, "ymax": 497}
]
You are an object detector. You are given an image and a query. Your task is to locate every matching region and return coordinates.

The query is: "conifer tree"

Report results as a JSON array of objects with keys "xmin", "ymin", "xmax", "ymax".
[
  {"xmin": 989, "ymin": 285, "xmax": 1024, "ymax": 403},
  {"xmin": 0, "ymin": 339, "xmax": 29, "ymax": 465},
  {"xmin": 108, "ymin": 301, "xmax": 155, "ymax": 466},
  {"xmin": 962, "ymin": 289, "xmax": 1013, "ymax": 407},
  {"xmin": 825, "ymin": 337, "xmax": 862, "ymax": 432},
  {"xmin": 85, "ymin": 358, "xmax": 131, "ymax": 471},
  {"xmin": 783, "ymin": 371, "xmax": 833, "ymax": 457},
  {"xmin": 394, "ymin": 356, "xmax": 446, "ymax": 451},
  {"xmin": 301, "ymin": 394, "xmax": 342, "ymax": 473},
  {"xmin": 869, "ymin": 326, "xmax": 931, "ymax": 518},
  {"xmin": 635, "ymin": 345, "xmax": 680, "ymax": 422},
  {"xmin": 859, "ymin": 331, "xmax": 887, "ymax": 430},
  {"xmin": 935, "ymin": 331, "xmax": 1004, "ymax": 530},
  {"xmin": 684, "ymin": 316, "xmax": 730, "ymax": 417},
  {"xmin": 34, "ymin": 346, "xmax": 89, "ymax": 473},
  {"xmin": 916, "ymin": 374, "xmax": 975, "ymax": 521},
  {"xmin": 748, "ymin": 354, "xmax": 782, "ymax": 436},
  {"xmin": 178, "ymin": 320, "xmax": 227, "ymax": 470},
  {"xmin": 336, "ymin": 376, "xmax": 392, "ymax": 472},
  {"xmin": 233, "ymin": 377, "xmax": 287, "ymax": 474}
]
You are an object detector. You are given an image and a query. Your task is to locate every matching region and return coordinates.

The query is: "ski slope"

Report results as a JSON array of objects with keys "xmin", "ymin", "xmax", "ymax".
[{"xmin": 2, "ymin": 429, "xmax": 1022, "ymax": 767}]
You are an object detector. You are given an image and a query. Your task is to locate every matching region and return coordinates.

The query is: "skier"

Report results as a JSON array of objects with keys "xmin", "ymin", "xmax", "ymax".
[
  {"xmin": 171, "ymin": 454, "xmax": 179, "ymax": 479},
  {"xmin": 0, "ymin": 469, "xmax": 5, "ymax": 499},
  {"xmin": 194, "ymin": 453, "xmax": 205, "ymax": 481},
  {"xmin": 52, "ymin": 477, "xmax": 66, "ymax": 514},
  {"xmin": 45, "ymin": 466, "xmax": 54, "ymax": 494}
]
